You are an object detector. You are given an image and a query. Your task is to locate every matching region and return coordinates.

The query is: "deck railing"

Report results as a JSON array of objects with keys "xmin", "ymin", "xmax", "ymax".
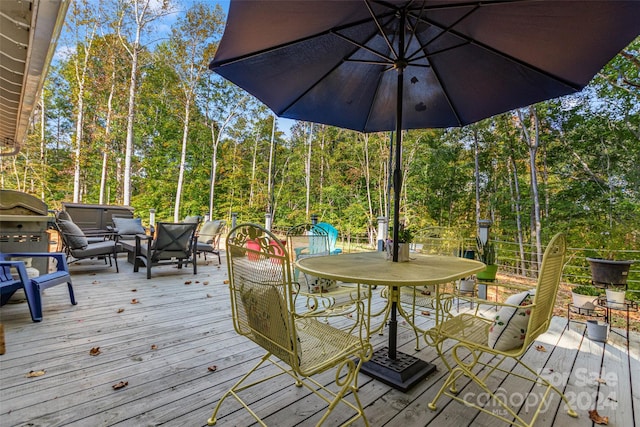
[{"xmin": 270, "ymin": 226, "xmax": 639, "ymax": 297}]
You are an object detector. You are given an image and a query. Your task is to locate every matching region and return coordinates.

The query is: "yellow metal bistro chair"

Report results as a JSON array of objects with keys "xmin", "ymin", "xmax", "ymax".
[
  {"xmin": 286, "ymin": 223, "xmax": 366, "ymax": 317},
  {"xmin": 426, "ymin": 233, "xmax": 577, "ymax": 427},
  {"xmin": 207, "ymin": 223, "xmax": 372, "ymax": 427}
]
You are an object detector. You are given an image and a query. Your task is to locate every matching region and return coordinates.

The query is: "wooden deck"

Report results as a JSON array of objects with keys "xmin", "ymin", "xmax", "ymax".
[{"xmin": 1, "ymin": 253, "xmax": 638, "ymax": 427}]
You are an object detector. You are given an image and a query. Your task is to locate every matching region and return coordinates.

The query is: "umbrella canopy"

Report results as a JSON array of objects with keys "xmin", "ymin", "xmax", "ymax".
[{"xmin": 210, "ymin": 0, "xmax": 640, "ymax": 259}]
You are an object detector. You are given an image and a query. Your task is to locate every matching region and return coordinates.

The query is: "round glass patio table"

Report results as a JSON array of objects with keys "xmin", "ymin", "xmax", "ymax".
[{"xmin": 296, "ymin": 251, "xmax": 485, "ymax": 391}]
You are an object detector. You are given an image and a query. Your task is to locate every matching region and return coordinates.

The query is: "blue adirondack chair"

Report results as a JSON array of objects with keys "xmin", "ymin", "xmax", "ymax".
[
  {"xmin": 0, "ymin": 252, "xmax": 75, "ymax": 322},
  {"xmin": 314, "ymin": 222, "xmax": 343, "ymax": 255}
]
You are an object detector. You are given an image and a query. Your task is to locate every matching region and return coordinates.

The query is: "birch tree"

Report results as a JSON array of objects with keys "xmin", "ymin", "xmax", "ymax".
[
  {"xmin": 201, "ymin": 77, "xmax": 250, "ymax": 217},
  {"xmin": 517, "ymin": 107, "xmax": 543, "ymax": 269},
  {"xmin": 166, "ymin": 2, "xmax": 224, "ymax": 221},
  {"xmin": 116, "ymin": 0, "xmax": 174, "ymax": 206},
  {"xmin": 67, "ymin": 0, "xmax": 97, "ymax": 202}
]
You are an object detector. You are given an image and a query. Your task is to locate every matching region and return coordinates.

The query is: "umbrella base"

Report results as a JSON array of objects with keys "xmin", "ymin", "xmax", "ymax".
[{"xmin": 360, "ymin": 347, "xmax": 436, "ymax": 392}]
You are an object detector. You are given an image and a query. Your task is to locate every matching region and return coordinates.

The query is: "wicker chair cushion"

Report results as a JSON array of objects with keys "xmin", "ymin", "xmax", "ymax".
[
  {"xmin": 488, "ymin": 291, "xmax": 534, "ymax": 351},
  {"xmin": 58, "ymin": 220, "xmax": 88, "ymax": 250},
  {"xmin": 113, "ymin": 217, "xmax": 145, "ymax": 236}
]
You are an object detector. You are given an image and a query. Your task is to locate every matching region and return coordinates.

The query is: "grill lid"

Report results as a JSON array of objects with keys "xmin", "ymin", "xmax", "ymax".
[{"xmin": 0, "ymin": 190, "xmax": 48, "ymax": 216}]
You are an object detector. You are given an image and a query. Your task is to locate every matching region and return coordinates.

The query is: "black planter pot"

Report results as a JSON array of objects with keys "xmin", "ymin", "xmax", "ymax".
[{"xmin": 586, "ymin": 258, "xmax": 634, "ymax": 286}]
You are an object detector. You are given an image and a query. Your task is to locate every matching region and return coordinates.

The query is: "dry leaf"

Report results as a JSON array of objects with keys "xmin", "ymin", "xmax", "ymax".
[
  {"xmin": 421, "ymin": 311, "xmax": 431, "ymax": 316},
  {"xmin": 596, "ymin": 377, "xmax": 607, "ymax": 384},
  {"xmin": 589, "ymin": 409, "xmax": 608, "ymax": 425},
  {"xmin": 203, "ymin": 281, "xmax": 209, "ymax": 285},
  {"xmin": 92, "ymin": 280, "xmax": 99, "ymax": 285},
  {"xmin": 151, "ymin": 345, "xmax": 157, "ymax": 350},
  {"xmin": 26, "ymin": 370, "xmax": 46, "ymax": 378},
  {"xmin": 535, "ymin": 345, "xmax": 547, "ymax": 352},
  {"xmin": 217, "ymin": 265, "xmax": 221, "ymax": 269},
  {"xmin": 89, "ymin": 347, "xmax": 101, "ymax": 356},
  {"xmin": 208, "ymin": 365, "xmax": 217, "ymax": 372},
  {"xmin": 131, "ymin": 289, "xmax": 137, "ymax": 292},
  {"xmin": 112, "ymin": 381, "xmax": 128, "ymax": 390},
  {"xmin": 131, "ymin": 299, "xmax": 139, "ymax": 304},
  {"xmin": 421, "ymin": 290, "xmax": 431, "ymax": 295},
  {"xmin": 223, "ymin": 280, "xmax": 229, "ymax": 284},
  {"xmin": 195, "ymin": 280, "xmax": 200, "ymax": 284},
  {"xmin": 117, "ymin": 308, "xmax": 125, "ymax": 313},
  {"xmin": 206, "ymin": 294, "xmax": 213, "ymax": 298},
  {"xmin": 184, "ymin": 281, "xmax": 192, "ymax": 285}
]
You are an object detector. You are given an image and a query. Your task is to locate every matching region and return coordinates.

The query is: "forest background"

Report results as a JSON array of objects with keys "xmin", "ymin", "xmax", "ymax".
[{"xmin": 1, "ymin": 0, "xmax": 639, "ymax": 258}]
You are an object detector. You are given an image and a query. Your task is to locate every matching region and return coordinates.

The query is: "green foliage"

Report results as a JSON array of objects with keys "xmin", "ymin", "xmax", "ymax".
[
  {"xmin": 476, "ymin": 237, "xmax": 496, "ymax": 265},
  {"xmin": 571, "ymin": 285, "xmax": 601, "ymax": 296},
  {"xmin": 7, "ymin": 13, "xmax": 639, "ymax": 264}
]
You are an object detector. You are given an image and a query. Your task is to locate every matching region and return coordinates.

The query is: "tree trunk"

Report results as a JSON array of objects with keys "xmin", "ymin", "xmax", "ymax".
[
  {"xmin": 100, "ymin": 71, "xmax": 116, "ymax": 205},
  {"xmin": 249, "ymin": 127, "xmax": 259, "ymax": 208},
  {"xmin": 304, "ymin": 123, "xmax": 313, "ymax": 220},
  {"xmin": 509, "ymin": 154, "xmax": 526, "ymax": 276},
  {"xmin": 174, "ymin": 99, "xmax": 190, "ymax": 222},
  {"xmin": 517, "ymin": 107, "xmax": 542, "ymax": 271},
  {"xmin": 123, "ymin": 40, "xmax": 139, "ymax": 206},
  {"xmin": 267, "ymin": 115, "xmax": 277, "ymax": 218}
]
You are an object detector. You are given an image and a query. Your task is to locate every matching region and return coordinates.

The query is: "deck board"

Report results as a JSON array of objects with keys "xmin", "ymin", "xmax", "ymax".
[{"xmin": 1, "ymin": 254, "xmax": 638, "ymax": 427}]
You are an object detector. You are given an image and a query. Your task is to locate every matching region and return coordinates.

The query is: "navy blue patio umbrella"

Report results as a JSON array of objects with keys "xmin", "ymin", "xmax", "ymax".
[
  {"xmin": 210, "ymin": 0, "xmax": 640, "ymax": 389},
  {"xmin": 210, "ymin": 0, "xmax": 639, "ymax": 262}
]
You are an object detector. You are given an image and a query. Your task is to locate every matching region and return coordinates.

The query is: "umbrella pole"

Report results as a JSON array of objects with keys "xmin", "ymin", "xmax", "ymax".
[{"xmin": 389, "ymin": 9, "xmax": 406, "ymax": 359}]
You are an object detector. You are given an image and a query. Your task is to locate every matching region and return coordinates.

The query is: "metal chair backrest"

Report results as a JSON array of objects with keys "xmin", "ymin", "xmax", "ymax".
[
  {"xmin": 152, "ymin": 222, "xmax": 197, "ymax": 261},
  {"xmin": 286, "ymin": 223, "xmax": 330, "ymax": 261},
  {"xmin": 524, "ymin": 232, "xmax": 566, "ymax": 348},
  {"xmin": 226, "ymin": 223, "xmax": 300, "ymax": 368}
]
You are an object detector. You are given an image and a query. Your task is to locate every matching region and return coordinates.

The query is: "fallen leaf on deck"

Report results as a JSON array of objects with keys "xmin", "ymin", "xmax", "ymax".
[
  {"xmin": 131, "ymin": 299, "xmax": 139, "ymax": 304},
  {"xmin": 589, "ymin": 409, "xmax": 608, "ymax": 425},
  {"xmin": 206, "ymin": 294, "xmax": 213, "ymax": 298},
  {"xmin": 223, "ymin": 280, "xmax": 229, "ymax": 284},
  {"xmin": 131, "ymin": 289, "xmax": 137, "ymax": 292},
  {"xmin": 184, "ymin": 281, "xmax": 192, "ymax": 285},
  {"xmin": 89, "ymin": 347, "xmax": 101, "ymax": 356},
  {"xmin": 208, "ymin": 365, "xmax": 217, "ymax": 372},
  {"xmin": 535, "ymin": 345, "xmax": 546, "ymax": 352},
  {"xmin": 421, "ymin": 311, "xmax": 431, "ymax": 316},
  {"xmin": 117, "ymin": 308, "xmax": 125, "ymax": 313},
  {"xmin": 596, "ymin": 377, "xmax": 607, "ymax": 384},
  {"xmin": 151, "ymin": 345, "xmax": 157, "ymax": 350},
  {"xmin": 112, "ymin": 381, "xmax": 128, "ymax": 390},
  {"xmin": 92, "ymin": 280, "xmax": 100, "ymax": 285},
  {"xmin": 26, "ymin": 370, "xmax": 46, "ymax": 378},
  {"xmin": 203, "ymin": 281, "xmax": 209, "ymax": 285},
  {"xmin": 421, "ymin": 290, "xmax": 431, "ymax": 295},
  {"xmin": 217, "ymin": 265, "xmax": 221, "ymax": 269},
  {"xmin": 195, "ymin": 280, "xmax": 200, "ymax": 284}
]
